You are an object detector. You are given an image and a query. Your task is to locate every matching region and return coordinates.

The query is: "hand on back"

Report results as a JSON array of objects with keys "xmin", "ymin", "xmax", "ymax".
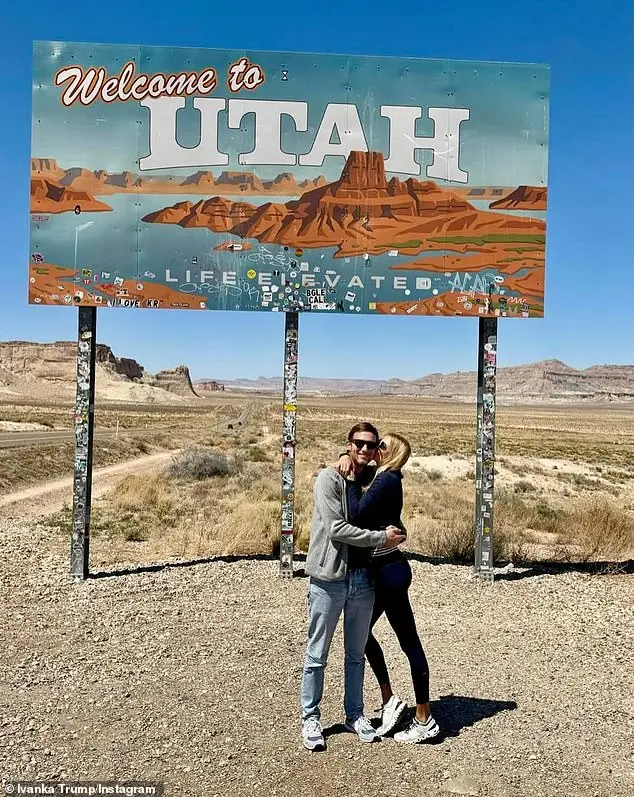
[{"xmin": 384, "ymin": 526, "xmax": 406, "ymax": 548}]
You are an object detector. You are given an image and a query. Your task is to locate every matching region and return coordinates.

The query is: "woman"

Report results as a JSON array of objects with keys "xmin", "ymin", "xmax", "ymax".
[{"xmin": 336, "ymin": 432, "xmax": 439, "ymax": 744}]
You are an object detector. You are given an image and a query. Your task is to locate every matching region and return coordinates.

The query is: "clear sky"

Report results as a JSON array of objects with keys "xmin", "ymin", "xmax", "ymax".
[{"xmin": 2, "ymin": 0, "xmax": 633, "ymax": 381}]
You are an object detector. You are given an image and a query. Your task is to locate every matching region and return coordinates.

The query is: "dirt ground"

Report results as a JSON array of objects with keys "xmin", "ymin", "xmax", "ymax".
[
  {"xmin": 1, "ymin": 395, "xmax": 632, "ymax": 796},
  {"xmin": 0, "ymin": 514, "xmax": 632, "ymax": 797}
]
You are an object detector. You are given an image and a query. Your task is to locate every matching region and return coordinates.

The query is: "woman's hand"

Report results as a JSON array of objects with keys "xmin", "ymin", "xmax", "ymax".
[{"xmin": 332, "ymin": 453, "xmax": 354, "ymax": 477}]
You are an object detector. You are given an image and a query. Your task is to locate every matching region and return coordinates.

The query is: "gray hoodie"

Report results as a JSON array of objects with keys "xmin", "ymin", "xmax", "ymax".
[{"xmin": 304, "ymin": 467, "xmax": 388, "ymax": 581}]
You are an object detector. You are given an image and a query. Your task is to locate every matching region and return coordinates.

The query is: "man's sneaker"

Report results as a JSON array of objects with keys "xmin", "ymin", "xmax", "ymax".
[
  {"xmin": 377, "ymin": 694, "xmax": 407, "ymax": 736},
  {"xmin": 393, "ymin": 715, "xmax": 440, "ymax": 744},
  {"xmin": 344, "ymin": 715, "xmax": 381, "ymax": 743},
  {"xmin": 301, "ymin": 718, "xmax": 326, "ymax": 752}
]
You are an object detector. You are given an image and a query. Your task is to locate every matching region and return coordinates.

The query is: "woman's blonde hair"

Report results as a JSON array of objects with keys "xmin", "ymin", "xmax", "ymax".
[{"xmin": 373, "ymin": 432, "xmax": 411, "ymax": 479}]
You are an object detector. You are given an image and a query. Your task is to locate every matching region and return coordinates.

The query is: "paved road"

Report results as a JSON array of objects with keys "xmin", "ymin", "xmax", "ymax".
[{"xmin": 0, "ymin": 428, "xmax": 157, "ymax": 449}]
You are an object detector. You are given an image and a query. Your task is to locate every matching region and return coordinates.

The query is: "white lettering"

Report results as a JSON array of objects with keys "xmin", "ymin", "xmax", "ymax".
[
  {"xmin": 299, "ymin": 104, "xmax": 368, "ymax": 167},
  {"xmin": 381, "ymin": 105, "xmax": 470, "ymax": 181},
  {"xmin": 139, "ymin": 97, "xmax": 229, "ymax": 170},
  {"xmin": 228, "ymin": 100, "xmax": 308, "ymax": 166},
  {"xmin": 348, "ymin": 275, "xmax": 364, "ymax": 288},
  {"xmin": 165, "ymin": 269, "xmax": 178, "ymax": 283},
  {"xmin": 394, "ymin": 277, "xmax": 407, "ymax": 290},
  {"xmin": 258, "ymin": 272, "xmax": 272, "ymax": 285},
  {"xmin": 371, "ymin": 276, "xmax": 385, "ymax": 288},
  {"xmin": 416, "ymin": 277, "xmax": 432, "ymax": 289},
  {"xmin": 324, "ymin": 274, "xmax": 341, "ymax": 288},
  {"xmin": 223, "ymin": 271, "xmax": 237, "ymax": 285}
]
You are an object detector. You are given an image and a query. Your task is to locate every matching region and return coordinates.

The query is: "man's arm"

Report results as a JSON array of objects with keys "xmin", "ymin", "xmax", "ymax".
[{"xmin": 315, "ymin": 469, "xmax": 387, "ymax": 548}]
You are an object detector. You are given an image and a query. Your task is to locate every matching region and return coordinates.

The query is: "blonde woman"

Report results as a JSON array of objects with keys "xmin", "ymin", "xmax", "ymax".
[{"xmin": 337, "ymin": 433, "xmax": 439, "ymax": 744}]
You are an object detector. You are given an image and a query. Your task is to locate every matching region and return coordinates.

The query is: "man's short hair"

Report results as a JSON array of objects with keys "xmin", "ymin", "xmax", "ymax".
[{"xmin": 347, "ymin": 421, "xmax": 379, "ymax": 442}]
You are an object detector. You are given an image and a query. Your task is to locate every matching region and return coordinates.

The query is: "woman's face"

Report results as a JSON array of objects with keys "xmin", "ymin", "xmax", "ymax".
[{"xmin": 377, "ymin": 440, "xmax": 389, "ymax": 463}]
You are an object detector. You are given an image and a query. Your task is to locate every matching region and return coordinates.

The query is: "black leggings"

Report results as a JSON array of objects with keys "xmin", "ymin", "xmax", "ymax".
[{"xmin": 365, "ymin": 554, "xmax": 430, "ymax": 705}]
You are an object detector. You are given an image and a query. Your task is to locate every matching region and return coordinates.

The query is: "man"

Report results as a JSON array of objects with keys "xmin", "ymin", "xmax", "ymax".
[{"xmin": 300, "ymin": 422, "xmax": 406, "ymax": 752}]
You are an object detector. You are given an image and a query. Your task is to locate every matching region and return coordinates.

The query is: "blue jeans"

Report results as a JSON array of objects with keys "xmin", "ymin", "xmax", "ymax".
[{"xmin": 300, "ymin": 569, "xmax": 375, "ymax": 722}]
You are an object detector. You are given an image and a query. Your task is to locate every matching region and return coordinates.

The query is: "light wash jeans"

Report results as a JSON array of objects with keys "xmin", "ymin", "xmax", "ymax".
[{"xmin": 300, "ymin": 569, "xmax": 374, "ymax": 722}]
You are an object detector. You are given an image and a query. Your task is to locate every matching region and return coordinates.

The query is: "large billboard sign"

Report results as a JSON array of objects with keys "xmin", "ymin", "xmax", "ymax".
[{"xmin": 30, "ymin": 42, "xmax": 549, "ymax": 316}]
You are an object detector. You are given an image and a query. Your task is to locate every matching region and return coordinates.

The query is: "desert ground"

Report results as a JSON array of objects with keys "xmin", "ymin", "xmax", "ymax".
[{"xmin": 0, "ymin": 393, "xmax": 633, "ymax": 796}]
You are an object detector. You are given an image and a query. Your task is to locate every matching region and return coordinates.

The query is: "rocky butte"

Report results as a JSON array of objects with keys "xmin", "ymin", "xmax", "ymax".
[
  {"xmin": 489, "ymin": 185, "xmax": 547, "ymax": 210},
  {"xmin": 30, "ymin": 176, "xmax": 112, "ymax": 215},
  {"xmin": 142, "ymin": 150, "xmax": 545, "ymax": 257},
  {"xmin": 0, "ymin": 342, "xmax": 218, "ymax": 400}
]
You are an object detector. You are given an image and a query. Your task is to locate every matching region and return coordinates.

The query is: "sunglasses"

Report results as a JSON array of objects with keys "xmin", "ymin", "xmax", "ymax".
[{"xmin": 350, "ymin": 439, "xmax": 379, "ymax": 451}]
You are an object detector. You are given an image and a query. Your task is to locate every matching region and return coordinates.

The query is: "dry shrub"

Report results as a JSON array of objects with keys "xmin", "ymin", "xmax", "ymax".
[
  {"xmin": 165, "ymin": 446, "xmax": 239, "ymax": 480},
  {"xmin": 554, "ymin": 496, "xmax": 634, "ymax": 566},
  {"xmin": 421, "ymin": 511, "xmax": 474, "ymax": 563},
  {"xmin": 112, "ymin": 472, "xmax": 173, "ymax": 516},
  {"xmin": 404, "ymin": 482, "xmax": 529, "ymax": 565},
  {"xmin": 221, "ymin": 500, "xmax": 281, "ymax": 555}
]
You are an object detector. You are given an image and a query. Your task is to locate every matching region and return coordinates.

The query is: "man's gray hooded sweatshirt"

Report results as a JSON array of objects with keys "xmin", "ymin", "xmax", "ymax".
[{"xmin": 305, "ymin": 467, "xmax": 388, "ymax": 582}]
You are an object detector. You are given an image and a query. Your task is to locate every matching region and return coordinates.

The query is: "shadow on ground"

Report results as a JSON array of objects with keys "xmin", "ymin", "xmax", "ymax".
[
  {"xmin": 322, "ymin": 694, "xmax": 516, "ymax": 743},
  {"xmin": 404, "ymin": 551, "xmax": 633, "ymax": 579},
  {"xmin": 89, "ymin": 552, "xmax": 305, "ymax": 580},
  {"xmin": 89, "ymin": 551, "xmax": 631, "ymax": 581}
]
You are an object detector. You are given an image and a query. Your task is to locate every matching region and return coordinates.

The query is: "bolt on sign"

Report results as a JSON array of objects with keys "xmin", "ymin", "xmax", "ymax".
[{"xmin": 30, "ymin": 42, "xmax": 549, "ymax": 317}]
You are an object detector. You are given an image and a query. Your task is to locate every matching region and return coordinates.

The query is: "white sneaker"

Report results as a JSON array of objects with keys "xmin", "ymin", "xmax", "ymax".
[
  {"xmin": 301, "ymin": 718, "xmax": 326, "ymax": 751},
  {"xmin": 377, "ymin": 694, "xmax": 407, "ymax": 736},
  {"xmin": 344, "ymin": 715, "xmax": 381, "ymax": 743},
  {"xmin": 394, "ymin": 715, "xmax": 440, "ymax": 744}
]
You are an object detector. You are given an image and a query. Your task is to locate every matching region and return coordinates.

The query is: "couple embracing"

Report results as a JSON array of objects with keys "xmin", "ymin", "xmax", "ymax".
[{"xmin": 299, "ymin": 422, "xmax": 439, "ymax": 751}]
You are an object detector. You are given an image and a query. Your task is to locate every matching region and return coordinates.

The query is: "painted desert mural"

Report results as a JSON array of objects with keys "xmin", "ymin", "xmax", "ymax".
[
  {"xmin": 29, "ymin": 42, "xmax": 548, "ymax": 317},
  {"xmin": 30, "ymin": 151, "xmax": 546, "ymax": 317}
]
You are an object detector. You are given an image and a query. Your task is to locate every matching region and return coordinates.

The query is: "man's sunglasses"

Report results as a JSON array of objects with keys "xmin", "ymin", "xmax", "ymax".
[{"xmin": 350, "ymin": 439, "xmax": 379, "ymax": 451}]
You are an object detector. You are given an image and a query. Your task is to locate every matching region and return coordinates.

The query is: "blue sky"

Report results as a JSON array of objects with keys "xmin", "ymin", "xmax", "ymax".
[{"xmin": 2, "ymin": 0, "xmax": 633, "ymax": 380}]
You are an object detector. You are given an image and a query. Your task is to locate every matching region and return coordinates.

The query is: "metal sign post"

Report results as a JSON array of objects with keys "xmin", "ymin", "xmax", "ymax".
[
  {"xmin": 70, "ymin": 307, "xmax": 97, "ymax": 581},
  {"xmin": 474, "ymin": 317, "xmax": 498, "ymax": 581},
  {"xmin": 279, "ymin": 311, "xmax": 299, "ymax": 577}
]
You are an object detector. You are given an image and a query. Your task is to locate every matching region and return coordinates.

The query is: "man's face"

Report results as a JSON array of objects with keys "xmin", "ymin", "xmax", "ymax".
[{"xmin": 347, "ymin": 430, "xmax": 379, "ymax": 471}]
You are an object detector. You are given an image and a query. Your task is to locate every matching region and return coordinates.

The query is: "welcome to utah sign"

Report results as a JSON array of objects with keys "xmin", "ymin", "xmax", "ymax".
[{"xmin": 29, "ymin": 41, "xmax": 549, "ymax": 316}]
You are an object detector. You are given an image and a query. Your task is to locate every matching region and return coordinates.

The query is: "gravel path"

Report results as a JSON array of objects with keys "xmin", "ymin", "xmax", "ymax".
[{"xmin": 0, "ymin": 517, "xmax": 632, "ymax": 797}]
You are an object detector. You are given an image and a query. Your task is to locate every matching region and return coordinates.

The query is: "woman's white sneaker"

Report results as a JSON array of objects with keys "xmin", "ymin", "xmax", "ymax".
[
  {"xmin": 393, "ymin": 715, "xmax": 440, "ymax": 744},
  {"xmin": 344, "ymin": 715, "xmax": 381, "ymax": 743},
  {"xmin": 377, "ymin": 695, "xmax": 407, "ymax": 736}
]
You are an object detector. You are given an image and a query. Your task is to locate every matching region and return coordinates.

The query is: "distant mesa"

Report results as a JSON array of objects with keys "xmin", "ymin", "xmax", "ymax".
[
  {"xmin": 181, "ymin": 171, "xmax": 217, "ymax": 188},
  {"xmin": 215, "ymin": 171, "xmax": 265, "ymax": 192},
  {"xmin": 142, "ymin": 150, "xmax": 546, "ymax": 258},
  {"xmin": 489, "ymin": 186, "xmax": 547, "ymax": 210},
  {"xmin": 196, "ymin": 379, "xmax": 225, "ymax": 392},
  {"xmin": 204, "ymin": 360, "xmax": 634, "ymax": 402},
  {"xmin": 30, "ymin": 158, "xmax": 324, "ymax": 200},
  {"xmin": 30, "ymin": 176, "xmax": 112, "ymax": 215}
]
